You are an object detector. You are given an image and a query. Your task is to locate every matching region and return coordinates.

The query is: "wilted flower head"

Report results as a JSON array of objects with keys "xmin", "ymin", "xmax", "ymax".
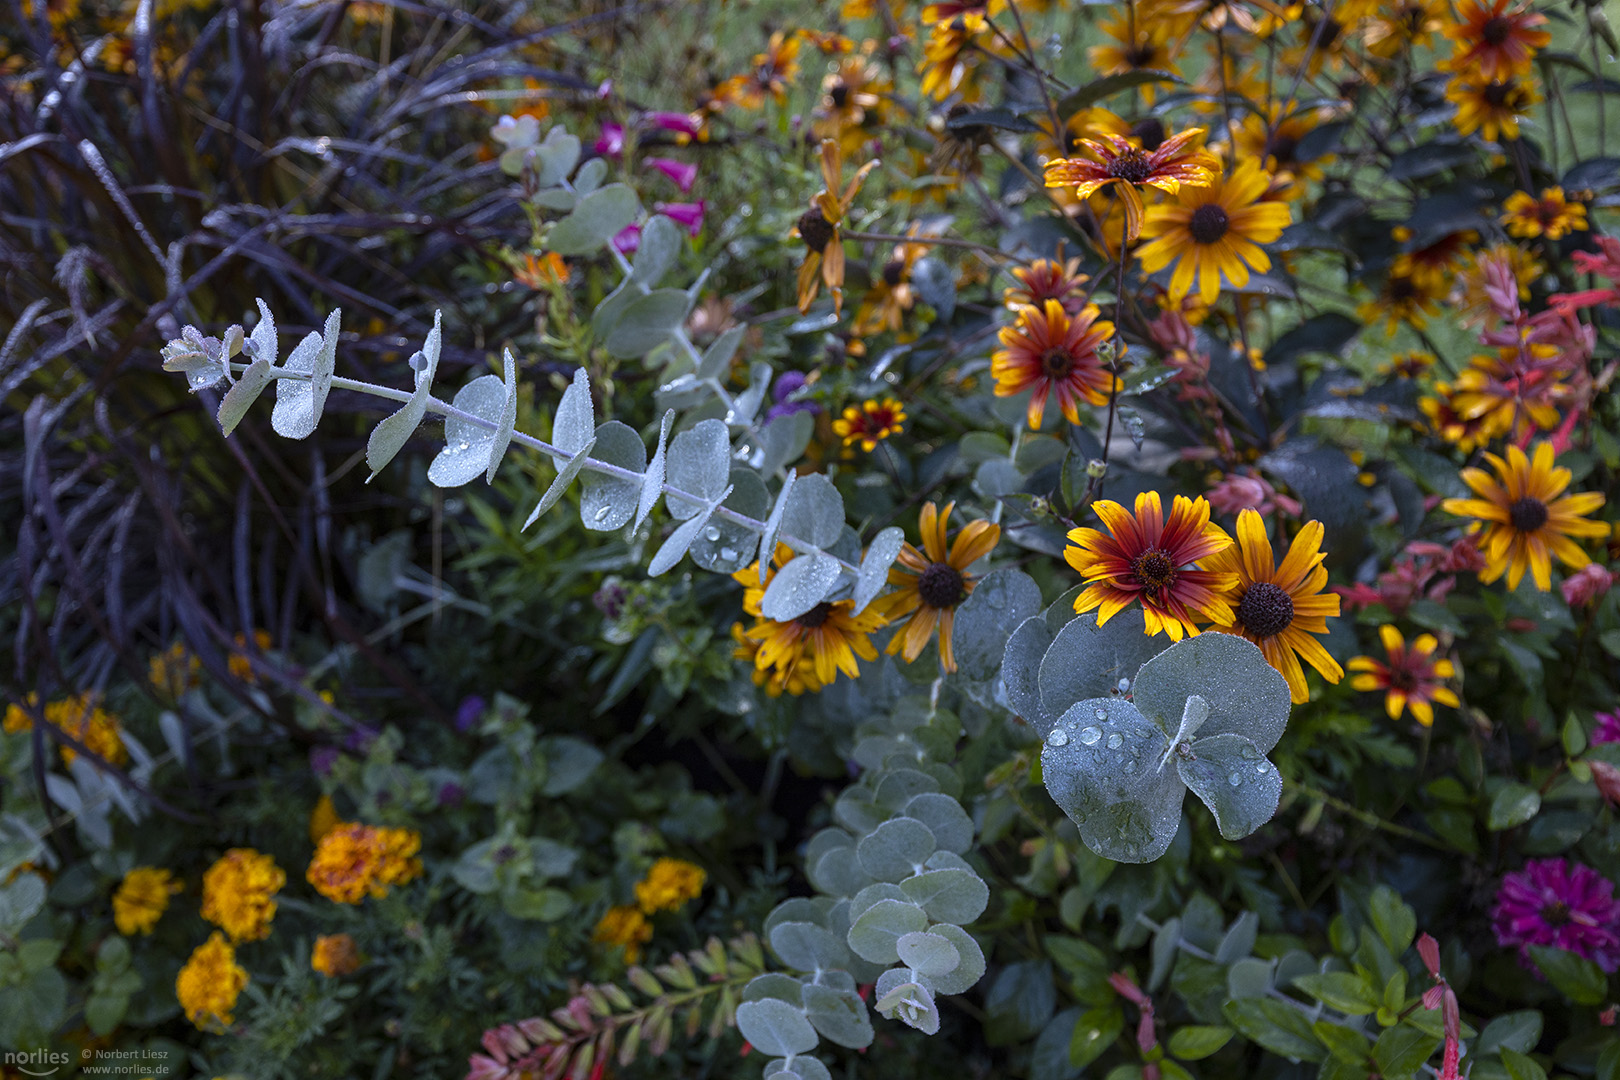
[
  {"xmin": 1562, "ymin": 563, "xmax": 1615, "ymax": 607},
  {"xmin": 1206, "ymin": 470, "xmax": 1301, "ymax": 519},
  {"xmin": 1493, "ymin": 858, "xmax": 1620, "ymax": 972}
]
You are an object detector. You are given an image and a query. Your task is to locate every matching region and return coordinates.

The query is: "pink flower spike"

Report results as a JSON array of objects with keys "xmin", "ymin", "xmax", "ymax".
[
  {"xmin": 646, "ymin": 157, "xmax": 698, "ymax": 194},
  {"xmin": 1417, "ymin": 932, "xmax": 1442, "ymax": 977},
  {"xmin": 593, "ymin": 122, "xmax": 624, "ymax": 158},
  {"xmin": 656, "ymin": 201, "xmax": 705, "ymax": 236},
  {"xmin": 612, "ymin": 224, "xmax": 641, "ymax": 254},
  {"xmin": 644, "ymin": 111, "xmax": 702, "ymax": 137}
]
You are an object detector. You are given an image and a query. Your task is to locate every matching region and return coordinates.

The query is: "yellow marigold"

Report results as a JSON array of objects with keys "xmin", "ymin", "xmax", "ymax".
[
  {"xmin": 148, "ymin": 642, "xmax": 201, "ymax": 698},
  {"xmin": 201, "ymin": 848, "xmax": 285, "ymax": 943},
  {"xmin": 593, "ymin": 904, "xmax": 653, "ymax": 963},
  {"xmin": 228, "ymin": 630, "xmax": 272, "ymax": 682},
  {"xmin": 311, "ymin": 933, "xmax": 362, "ymax": 977},
  {"xmin": 2, "ymin": 694, "xmax": 36, "ymax": 735},
  {"xmin": 309, "ymin": 795, "xmax": 341, "ymax": 846},
  {"xmin": 176, "ymin": 932, "xmax": 249, "ymax": 1031},
  {"xmin": 113, "ymin": 867, "xmax": 182, "ymax": 936},
  {"xmin": 10, "ymin": 693, "xmax": 131, "ymax": 768},
  {"xmin": 306, "ymin": 822, "xmax": 422, "ymax": 904},
  {"xmin": 634, "ymin": 858, "xmax": 707, "ymax": 913}
]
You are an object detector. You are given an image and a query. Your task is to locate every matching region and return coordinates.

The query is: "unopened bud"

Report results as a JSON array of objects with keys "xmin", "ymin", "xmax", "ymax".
[{"xmin": 1086, "ymin": 459, "xmax": 1108, "ymax": 479}]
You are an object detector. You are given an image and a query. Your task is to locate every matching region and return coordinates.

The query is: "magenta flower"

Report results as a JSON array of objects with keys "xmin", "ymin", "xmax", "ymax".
[
  {"xmin": 612, "ymin": 224, "xmax": 640, "ymax": 254},
  {"xmin": 1595, "ymin": 711, "xmax": 1620, "ymax": 745},
  {"xmin": 1493, "ymin": 858, "xmax": 1620, "ymax": 972},
  {"xmin": 656, "ymin": 201, "xmax": 705, "ymax": 236},
  {"xmin": 593, "ymin": 122, "xmax": 624, "ymax": 158},
  {"xmin": 1563, "ymin": 563, "xmax": 1616, "ymax": 608},
  {"xmin": 646, "ymin": 157, "xmax": 697, "ymax": 194},
  {"xmin": 644, "ymin": 111, "xmax": 702, "ymax": 139}
]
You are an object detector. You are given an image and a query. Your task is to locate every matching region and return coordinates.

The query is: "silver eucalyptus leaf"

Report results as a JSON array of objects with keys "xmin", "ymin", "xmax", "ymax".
[
  {"xmin": 647, "ymin": 485, "xmax": 733, "ymax": 576},
  {"xmin": 779, "ymin": 472, "xmax": 844, "ymax": 550},
  {"xmin": 636, "ymin": 410, "xmax": 674, "ymax": 530},
  {"xmin": 1040, "ymin": 697, "xmax": 1182, "ymax": 863},
  {"xmin": 665, "ymin": 417, "xmax": 730, "ymax": 520},
  {"xmin": 552, "ymin": 366, "xmax": 594, "ymax": 457},
  {"xmin": 758, "ymin": 472, "xmax": 796, "ymax": 585},
  {"xmin": 852, "ymin": 526, "xmax": 904, "ymax": 617},
  {"xmin": 689, "ymin": 467, "xmax": 767, "ymax": 573},
  {"xmin": 487, "ymin": 347, "xmax": 520, "ymax": 483},
  {"xmin": 365, "ymin": 310, "xmax": 438, "ymax": 475},
  {"xmin": 428, "ymin": 375, "xmax": 505, "ymax": 488},
  {"xmin": 760, "ymin": 550, "xmax": 842, "ymax": 622},
  {"xmin": 579, "ymin": 421, "xmax": 646, "ymax": 532},
  {"xmin": 523, "ymin": 437, "xmax": 597, "ymax": 529},
  {"xmin": 217, "ymin": 358, "xmax": 273, "ymax": 437}
]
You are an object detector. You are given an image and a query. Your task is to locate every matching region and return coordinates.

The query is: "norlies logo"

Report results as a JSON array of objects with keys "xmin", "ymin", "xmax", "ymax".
[{"xmin": 3, "ymin": 1050, "xmax": 70, "ymax": 1077}]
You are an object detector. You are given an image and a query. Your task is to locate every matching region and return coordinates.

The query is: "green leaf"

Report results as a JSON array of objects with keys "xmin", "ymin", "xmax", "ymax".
[
  {"xmin": 85, "ymin": 991, "xmax": 129, "ymax": 1036},
  {"xmin": 1313, "ymin": 1020, "xmax": 1371, "ymax": 1066},
  {"xmin": 1528, "ymin": 945, "xmax": 1608, "ymax": 1005},
  {"xmin": 1056, "ymin": 70, "xmax": 1183, "ymax": 114},
  {"xmin": 0, "ymin": 874, "xmax": 46, "ymax": 933},
  {"xmin": 1488, "ymin": 783, "xmax": 1542, "ymax": 830},
  {"xmin": 501, "ymin": 886, "xmax": 572, "ymax": 921},
  {"xmin": 901, "ymin": 867, "xmax": 989, "ymax": 925},
  {"xmin": 1168, "ymin": 1025, "xmax": 1233, "ymax": 1061},
  {"xmin": 1367, "ymin": 886, "xmax": 1417, "ymax": 956},
  {"xmin": 984, "ymin": 960, "xmax": 1056, "ymax": 1046},
  {"xmin": 1475, "ymin": 1011, "xmax": 1543, "ymax": 1057},
  {"xmin": 847, "ymin": 899, "xmax": 928, "ymax": 965},
  {"xmin": 604, "ymin": 289, "xmax": 690, "ymax": 359},
  {"xmin": 1223, "ymin": 999, "xmax": 1326, "ymax": 1062},
  {"xmin": 736, "ymin": 998, "xmax": 818, "ymax": 1057},
  {"xmin": 1263, "ymin": 313, "xmax": 1360, "ymax": 367},
  {"xmin": 366, "ymin": 311, "xmax": 439, "ymax": 476},
  {"xmin": 1372, "ymin": 1024, "xmax": 1441, "ymax": 1077},
  {"xmin": 1293, "ymin": 972, "xmax": 1380, "ymax": 1015},
  {"xmin": 1501, "ymin": 1048, "xmax": 1549, "ymax": 1080},
  {"xmin": 1069, "ymin": 1005, "xmax": 1124, "ymax": 1068},
  {"xmin": 547, "ymin": 183, "xmax": 640, "ymax": 256}
]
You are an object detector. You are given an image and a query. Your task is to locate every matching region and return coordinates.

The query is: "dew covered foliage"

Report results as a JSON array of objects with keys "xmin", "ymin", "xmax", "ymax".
[{"xmin": 3, "ymin": 0, "xmax": 1620, "ymax": 1078}]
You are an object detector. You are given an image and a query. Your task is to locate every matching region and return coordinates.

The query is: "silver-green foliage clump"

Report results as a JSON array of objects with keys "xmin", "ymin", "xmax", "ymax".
[{"xmin": 1002, "ymin": 594, "xmax": 1291, "ymax": 863}]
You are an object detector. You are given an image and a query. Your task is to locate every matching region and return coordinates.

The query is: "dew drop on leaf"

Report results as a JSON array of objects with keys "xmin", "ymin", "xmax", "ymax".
[
  {"xmin": 1048, "ymin": 729, "xmax": 1069, "ymax": 747},
  {"xmin": 1078, "ymin": 726, "xmax": 1101, "ymax": 746},
  {"xmin": 1227, "ymin": 772, "xmax": 1243, "ymax": 787},
  {"xmin": 1106, "ymin": 733, "xmax": 1123, "ymax": 750}
]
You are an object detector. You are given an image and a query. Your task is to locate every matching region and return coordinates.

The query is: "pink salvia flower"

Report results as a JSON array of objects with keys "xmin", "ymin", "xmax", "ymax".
[
  {"xmin": 646, "ymin": 157, "xmax": 698, "ymax": 193},
  {"xmin": 593, "ymin": 122, "xmax": 624, "ymax": 158},
  {"xmin": 612, "ymin": 224, "xmax": 641, "ymax": 254},
  {"xmin": 644, "ymin": 111, "xmax": 703, "ymax": 138},
  {"xmin": 1493, "ymin": 858, "xmax": 1620, "ymax": 972},
  {"xmin": 656, "ymin": 201, "xmax": 706, "ymax": 236}
]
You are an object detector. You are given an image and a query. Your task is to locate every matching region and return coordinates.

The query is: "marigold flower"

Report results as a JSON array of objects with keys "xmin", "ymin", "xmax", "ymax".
[
  {"xmin": 793, "ymin": 139, "xmax": 879, "ymax": 315},
  {"xmin": 1205, "ymin": 511, "xmax": 1343, "ymax": 704},
  {"xmin": 113, "ymin": 867, "xmax": 182, "ymax": 936},
  {"xmin": 1136, "ymin": 159, "xmax": 1292, "ymax": 306},
  {"xmin": 1441, "ymin": 442, "xmax": 1608, "ymax": 591},
  {"xmin": 228, "ymin": 629, "xmax": 272, "ymax": 683},
  {"xmin": 1446, "ymin": 74, "xmax": 1538, "ymax": 143},
  {"xmin": 1065, "ymin": 492, "xmax": 1237, "ymax": 641},
  {"xmin": 201, "ymin": 848, "xmax": 285, "ymax": 942},
  {"xmin": 1044, "ymin": 129, "xmax": 1215, "ymax": 242},
  {"xmin": 1501, "ymin": 188, "xmax": 1588, "ymax": 240},
  {"xmin": 833, "ymin": 397, "xmax": 908, "ymax": 451},
  {"xmin": 1442, "ymin": 0, "xmax": 1550, "ymax": 81},
  {"xmin": 176, "ymin": 932, "xmax": 249, "ymax": 1031},
  {"xmin": 592, "ymin": 904, "xmax": 652, "ymax": 963},
  {"xmin": 312, "ymin": 933, "xmax": 363, "ymax": 977},
  {"xmin": 880, "ymin": 501, "xmax": 1000, "ymax": 673},
  {"xmin": 1493, "ymin": 859, "xmax": 1620, "ymax": 972},
  {"xmin": 991, "ymin": 300, "xmax": 1120, "ymax": 431},
  {"xmin": 732, "ymin": 545, "xmax": 890, "ymax": 689},
  {"xmin": 309, "ymin": 794, "xmax": 341, "ymax": 845},
  {"xmin": 635, "ymin": 857, "xmax": 707, "ymax": 913},
  {"xmin": 307, "ymin": 822, "xmax": 423, "ymax": 904},
  {"xmin": 1347, "ymin": 625, "xmax": 1459, "ymax": 726},
  {"xmin": 149, "ymin": 642, "xmax": 201, "ymax": 698}
]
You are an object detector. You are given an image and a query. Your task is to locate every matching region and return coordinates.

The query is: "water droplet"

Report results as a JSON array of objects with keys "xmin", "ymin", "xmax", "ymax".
[
  {"xmin": 1047, "ymin": 729, "xmax": 1069, "ymax": 747},
  {"xmin": 1117, "ymin": 678, "xmax": 1131, "ymax": 693},
  {"xmin": 458, "ymin": 441, "xmax": 470, "ymax": 451},
  {"xmin": 720, "ymin": 547, "xmax": 738, "ymax": 563},
  {"xmin": 593, "ymin": 505, "xmax": 611, "ymax": 521},
  {"xmin": 1239, "ymin": 743, "xmax": 1261, "ymax": 761},
  {"xmin": 1227, "ymin": 772, "xmax": 1243, "ymax": 787},
  {"xmin": 1094, "ymin": 708, "xmax": 1108, "ymax": 720},
  {"xmin": 704, "ymin": 527, "xmax": 721, "ymax": 541},
  {"xmin": 1106, "ymin": 733, "xmax": 1123, "ymax": 750},
  {"xmin": 1078, "ymin": 726, "xmax": 1102, "ymax": 746},
  {"xmin": 1255, "ymin": 762, "xmax": 1270, "ymax": 775}
]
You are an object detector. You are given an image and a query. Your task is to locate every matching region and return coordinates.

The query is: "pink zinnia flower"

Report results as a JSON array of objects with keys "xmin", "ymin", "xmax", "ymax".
[
  {"xmin": 1493, "ymin": 858, "xmax": 1620, "ymax": 972},
  {"xmin": 1563, "ymin": 563, "xmax": 1615, "ymax": 607},
  {"xmin": 646, "ymin": 157, "xmax": 697, "ymax": 194},
  {"xmin": 656, "ymin": 201, "xmax": 705, "ymax": 236}
]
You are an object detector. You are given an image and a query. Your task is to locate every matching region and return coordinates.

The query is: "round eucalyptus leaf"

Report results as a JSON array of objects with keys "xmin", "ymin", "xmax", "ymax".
[
  {"xmin": 896, "ymin": 931, "xmax": 960, "ymax": 977},
  {"xmin": 848, "ymin": 883, "xmax": 908, "ymax": 924},
  {"xmin": 759, "ymin": 410, "xmax": 815, "ymax": 476},
  {"xmin": 1036, "ymin": 609, "xmax": 1166, "ymax": 729},
  {"xmin": 604, "ymin": 288, "xmax": 690, "ymax": 359},
  {"xmin": 853, "ymin": 526, "xmax": 904, "ymax": 616},
  {"xmin": 779, "ymin": 472, "xmax": 845, "ymax": 549},
  {"xmin": 630, "ymin": 214, "xmax": 682, "ymax": 287},
  {"xmin": 953, "ymin": 569, "xmax": 1044, "ymax": 682},
  {"xmin": 899, "ymin": 867, "xmax": 988, "ymax": 924},
  {"xmin": 1041, "ymin": 697, "xmax": 1183, "ymax": 863},
  {"xmin": 760, "ymin": 552, "xmax": 841, "ymax": 622},
  {"xmin": 665, "ymin": 418, "xmax": 731, "ymax": 520},
  {"xmin": 874, "ymin": 974, "xmax": 940, "ymax": 1034},
  {"xmin": 578, "ymin": 421, "xmax": 646, "ymax": 531},
  {"xmin": 901, "ymin": 793, "xmax": 974, "ymax": 854},
  {"xmin": 808, "ymin": 845, "xmax": 868, "ymax": 898},
  {"xmin": 847, "ymin": 899, "xmax": 928, "ymax": 965},
  {"xmin": 834, "ymin": 785, "xmax": 884, "ymax": 836},
  {"xmin": 645, "ymin": 486, "xmax": 728, "ymax": 575},
  {"xmin": 804, "ymin": 828, "xmax": 854, "ymax": 866},
  {"xmin": 742, "ymin": 973, "xmax": 806, "ymax": 1006},
  {"xmin": 802, "ymin": 983, "xmax": 874, "ymax": 1048},
  {"xmin": 1176, "ymin": 733, "xmax": 1283, "ymax": 840},
  {"xmin": 874, "ymin": 769, "xmax": 941, "ymax": 812},
  {"xmin": 1003, "ymin": 615, "xmax": 1056, "ymax": 734},
  {"xmin": 856, "ymin": 817, "xmax": 938, "ymax": 882},
  {"xmin": 770, "ymin": 922, "xmax": 851, "ymax": 973},
  {"xmin": 763, "ymin": 1057, "xmax": 832, "ymax": 1080},
  {"xmin": 1132, "ymin": 632, "xmax": 1291, "ymax": 752},
  {"xmin": 916, "ymin": 923, "xmax": 986, "ymax": 995},
  {"xmin": 765, "ymin": 897, "xmax": 835, "ymax": 939},
  {"xmin": 532, "ymin": 128, "xmax": 581, "ymax": 187},
  {"xmin": 547, "ymin": 183, "xmax": 639, "ymax": 256},
  {"xmin": 735, "ymin": 998, "xmax": 818, "ymax": 1057},
  {"xmin": 428, "ymin": 376, "xmax": 506, "ymax": 489},
  {"xmin": 689, "ymin": 467, "xmax": 767, "ymax": 572}
]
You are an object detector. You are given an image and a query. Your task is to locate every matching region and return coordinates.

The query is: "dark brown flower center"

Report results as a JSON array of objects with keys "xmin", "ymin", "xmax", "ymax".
[
  {"xmin": 1540, "ymin": 901, "xmax": 1572, "ymax": 927},
  {"xmin": 1481, "ymin": 15, "xmax": 1511, "ymax": 44},
  {"xmin": 1235, "ymin": 581, "xmax": 1295, "ymax": 639},
  {"xmin": 1107, "ymin": 148, "xmax": 1155, "ymax": 184},
  {"xmin": 798, "ymin": 208, "xmax": 835, "ymax": 253},
  {"xmin": 917, "ymin": 562, "xmax": 966, "ymax": 609},
  {"xmin": 882, "ymin": 259, "xmax": 906, "ymax": 286},
  {"xmin": 797, "ymin": 602, "xmax": 834, "ymax": 629},
  {"xmin": 1390, "ymin": 276, "xmax": 1418, "ymax": 302},
  {"xmin": 1265, "ymin": 132, "xmax": 1299, "ymax": 165},
  {"xmin": 1189, "ymin": 203, "xmax": 1230, "ymax": 244},
  {"xmin": 1130, "ymin": 117, "xmax": 1166, "ymax": 151},
  {"xmin": 1313, "ymin": 16, "xmax": 1344, "ymax": 47},
  {"xmin": 1509, "ymin": 496, "xmax": 1548, "ymax": 533},
  {"xmin": 1483, "ymin": 80, "xmax": 1514, "ymax": 107},
  {"xmin": 1126, "ymin": 44, "xmax": 1156, "ymax": 67},
  {"xmin": 1041, "ymin": 347, "xmax": 1075, "ymax": 378},
  {"xmin": 829, "ymin": 82, "xmax": 850, "ymax": 108},
  {"xmin": 1130, "ymin": 548, "xmax": 1177, "ymax": 595}
]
